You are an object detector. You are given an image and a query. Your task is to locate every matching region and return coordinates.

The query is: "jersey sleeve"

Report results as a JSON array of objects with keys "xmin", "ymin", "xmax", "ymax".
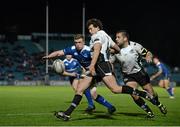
[
  {"xmin": 109, "ymin": 37, "xmax": 116, "ymax": 47},
  {"xmin": 157, "ymin": 64, "xmax": 163, "ymax": 72},
  {"xmin": 91, "ymin": 33, "xmax": 103, "ymax": 45},
  {"xmin": 131, "ymin": 41, "xmax": 148, "ymax": 56},
  {"xmin": 63, "ymin": 46, "xmax": 74, "ymax": 55}
]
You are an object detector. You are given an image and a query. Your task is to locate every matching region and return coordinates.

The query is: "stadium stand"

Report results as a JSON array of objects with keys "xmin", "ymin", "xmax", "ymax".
[{"xmin": 0, "ymin": 35, "xmax": 180, "ymax": 86}]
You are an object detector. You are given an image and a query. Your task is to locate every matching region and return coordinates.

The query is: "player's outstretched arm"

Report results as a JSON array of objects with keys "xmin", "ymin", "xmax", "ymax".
[
  {"xmin": 150, "ymin": 69, "xmax": 162, "ymax": 81},
  {"xmin": 42, "ymin": 50, "xmax": 65, "ymax": 59},
  {"xmin": 89, "ymin": 43, "xmax": 101, "ymax": 76},
  {"xmin": 62, "ymin": 71, "xmax": 76, "ymax": 77}
]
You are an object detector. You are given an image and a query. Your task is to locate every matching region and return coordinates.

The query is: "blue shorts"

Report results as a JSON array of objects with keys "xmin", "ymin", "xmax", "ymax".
[{"xmin": 157, "ymin": 74, "xmax": 170, "ymax": 80}]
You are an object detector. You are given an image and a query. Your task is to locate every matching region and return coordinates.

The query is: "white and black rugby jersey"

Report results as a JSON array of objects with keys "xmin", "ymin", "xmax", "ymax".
[
  {"xmin": 110, "ymin": 41, "xmax": 145, "ymax": 74},
  {"xmin": 89, "ymin": 30, "xmax": 115, "ymax": 62}
]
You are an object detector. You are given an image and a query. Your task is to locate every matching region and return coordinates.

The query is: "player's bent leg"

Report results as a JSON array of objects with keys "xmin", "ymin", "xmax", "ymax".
[
  {"xmin": 102, "ymin": 75, "xmax": 123, "ymax": 93},
  {"xmin": 159, "ymin": 80, "xmax": 165, "ymax": 88},
  {"xmin": 94, "ymin": 94, "xmax": 116, "ymax": 114},
  {"xmin": 164, "ymin": 79, "xmax": 170, "ymax": 89},
  {"xmin": 90, "ymin": 86, "xmax": 116, "ymax": 114},
  {"xmin": 90, "ymin": 86, "xmax": 98, "ymax": 99},
  {"xmin": 55, "ymin": 76, "xmax": 93, "ymax": 121},
  {"xmin": 84, "ymin": 88, "xmax": 95, "ymax": 113},
  {"xmin": 71, "ymin": 78, "xmax": 95, "ymax": 114},
  {"xmin": 164, "ymin": 79, "xmax": 174, "ymax": 98},
  {"xmin": 143, "ymin": 83, "xmax": 155, "ymax": 96},
  {"xmin": 132, "ymin": 95, "xmax": 154, "ymax": 118},
  {"xmin": 127, "ymin": 82, "xmax": 154, "ymax": 118},
  {"xmin": 76, "ymin": 76, "xmax": 93, "ymax": 95},
  {"xmin": 102, "ymin": 75, "xmax": 153, "ymax": 100},
  {"xmin": 143, "ymin": 83, "xmax": 167, "ymax": 115}
]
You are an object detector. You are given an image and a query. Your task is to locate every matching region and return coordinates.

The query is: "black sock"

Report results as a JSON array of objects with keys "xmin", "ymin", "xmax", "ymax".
[
  {"xmin": 150, "ymin": 93, "xmax": 160, "ymax": 106},
  {"xmin": 64, "ymin": 94, "xmax": 82, "ymax": 116},
  {"xmin": 122, "ymin": 86, "xmax": 134, "ymax": 94},
  {"xmin": 133, "ymin": 97, "xmax": 152, "ymax": 113},
  {"xmin": 122, "ymin": 86, "xmax": 148, "ymax": 99}
]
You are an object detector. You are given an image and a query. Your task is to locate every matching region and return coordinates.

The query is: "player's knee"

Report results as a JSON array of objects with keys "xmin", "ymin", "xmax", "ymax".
[
  {"xmin": 90, "ymin": 87, "xmax": 97, "ymax": 99},
  {"xmin": 76, "ymin": 88, "xmax": 84, "ymax": 96},
  {"xmin": 110, "ymin": 88, "xmax": 120, "ymax": 94},
  {"xmin": 159, "ymin": 84, "xmax": 164, "ymax": 88},
  {"xmin": 91, "ymin": 94, "xmax": 97, "ymax": 100}
]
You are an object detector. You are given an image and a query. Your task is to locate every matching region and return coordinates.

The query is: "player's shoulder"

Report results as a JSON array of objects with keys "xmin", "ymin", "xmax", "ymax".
[
  {"xmin": 92, "ymin": 30, "xmax": 105, "ymax": 39},
  {"xmin": 64, "ymin": 45, "xmax": 76, "ymax": 52},
  {"xmin": 129, "ymin": 41, "xmax": 143, "ymax": 48},
  {"xmin": 63, "ymin": 59, "xmax": 68, "ymax": 63},
  {"xmin": 70, "ymin": 45, "xmax": 76, "ymax": 50},
  {"xmin": 130, "ymin": 41, "xmax": 138, "ymax": 46},
  {"xmin": 83, "ymin": 45, "xmax": 91, "ymax": 51},
  {"xmin": 72, "ymin": 58, "xmax": 78, "ymax": 62}
]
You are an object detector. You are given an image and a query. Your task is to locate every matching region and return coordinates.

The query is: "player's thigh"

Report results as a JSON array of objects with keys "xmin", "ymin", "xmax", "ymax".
[
  {"xmin": 158, "ymin": 80, "xmax": 165, "ymax": 88},
  {"xmin": 102, "ymin": 75, "xmax": 122, "ymax": 93},
  {"xmin": 164, "ymin": 79, "xmax": 170, "ymax": 88},
  {"xmin": 126, "ymin": 81, "xmax": 139, "ymax": 100},
  {"xmin": 76, "ymin": 76, "xmax": 93, "ymax": 95},
  {"xmin": 90, "ymin": 86, "xmax": 97, "ymax": 99},
  {"xmin": 71, "ymin": 79, "xmax": 79, "ymax": 92},
  {"xmin": 126, "ymin": 81, "xmax": 138, "ymax": 88}
]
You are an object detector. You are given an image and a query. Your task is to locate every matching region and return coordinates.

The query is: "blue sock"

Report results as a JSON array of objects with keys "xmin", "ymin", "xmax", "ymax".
[
  {"xmin": 167, "ymin": 87, "xmax": 174, "ymax": 96},
  {"xmin": 84, "ymin": 88, "xmax": 94, "ymax": 107},
  {"xmin": 95, "ymin": 95, "xmax": 113, "ymax": 109}
]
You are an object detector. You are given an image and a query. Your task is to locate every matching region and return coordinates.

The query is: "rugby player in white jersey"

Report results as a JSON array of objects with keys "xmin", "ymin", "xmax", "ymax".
[
  {"xmin": 54, "ymin": 18, "xmax": 155, "ymax": 121},
  {"xmin": 43, "ymin": 34, "xmax": 116, "ymax": 115},
  {"xmin": 110, "ymin": 30, "xmax": 167, "ymax": 118}
]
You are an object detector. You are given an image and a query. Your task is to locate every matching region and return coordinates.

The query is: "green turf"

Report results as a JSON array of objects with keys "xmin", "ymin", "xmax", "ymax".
[{"xmin": 0, "ymin": 85, "xmax": 179, "ymax": 126}]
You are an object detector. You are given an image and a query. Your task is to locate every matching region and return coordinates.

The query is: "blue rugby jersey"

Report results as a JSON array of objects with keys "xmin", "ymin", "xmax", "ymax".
[
  {"xmin": 63, "ymin": 58, "xmax": 82, "ymax": 74},
  {"xmin": 63, "ymin": 45, "xmax": 91, "ymax": 69},
  {"xmin": 156, "ymin": 62, "xmax": 170, "ymax": 77}
]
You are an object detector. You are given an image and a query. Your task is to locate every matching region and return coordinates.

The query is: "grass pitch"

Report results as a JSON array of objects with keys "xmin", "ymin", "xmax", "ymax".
[{"xmin": 0, "ymin": 85, "xmax": 179, "ymax": 126}]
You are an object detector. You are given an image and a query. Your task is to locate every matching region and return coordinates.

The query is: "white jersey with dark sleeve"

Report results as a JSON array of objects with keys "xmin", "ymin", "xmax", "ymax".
[
  {"xmin": 110, "ymin": 41, "xmax": 145, "ymax": 74},
  {"xmin": 89, "ymin": 30, "xmax": 115, "ymax": 62}
]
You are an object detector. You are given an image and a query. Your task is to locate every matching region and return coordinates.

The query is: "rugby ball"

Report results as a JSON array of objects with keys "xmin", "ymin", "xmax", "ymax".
[{"xmin": 52, "ymin": 59, "xmax": 65, "ymax": 74}]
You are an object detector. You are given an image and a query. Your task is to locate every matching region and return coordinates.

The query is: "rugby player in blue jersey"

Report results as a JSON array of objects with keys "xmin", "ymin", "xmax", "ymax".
[{"xmin": 150, "ymin": 56, "xmax": 174, "ymax": 98}]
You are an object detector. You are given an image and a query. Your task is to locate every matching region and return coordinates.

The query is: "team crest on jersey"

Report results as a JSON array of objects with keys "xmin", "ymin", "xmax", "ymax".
[
  {"xmin": 74, "ymin": 52, "xmax": 78, "ymax": 56},
  {"xmin": 65, "ymin": 63, "xmax": 69, "ymax": 66}
]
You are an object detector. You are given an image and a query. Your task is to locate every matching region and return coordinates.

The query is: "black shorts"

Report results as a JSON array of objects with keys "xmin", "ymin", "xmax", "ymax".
[
  {"xmin": 95, "ymin": 61, "xmax": 113, "ymax": 78},
  {"xmin": 69, "ymin": 77, "xmax": 76, "ymax": 85},
  {"xmin": 122, "ymin": 69, "xmax": 150, "ymax": 86}
]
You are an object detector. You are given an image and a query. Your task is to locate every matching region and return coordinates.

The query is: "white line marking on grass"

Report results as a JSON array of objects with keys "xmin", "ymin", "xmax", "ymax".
[
  {"xmin": 0, "ymin": 112, "xmax": 52, "ymax": 116},
  {"xmin": 0, "ymin": 112, "xmax": 87, "ymax": 117}
]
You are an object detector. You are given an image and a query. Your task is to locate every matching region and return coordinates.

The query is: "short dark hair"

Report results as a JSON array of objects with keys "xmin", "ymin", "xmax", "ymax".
[
  {"xmin": 116, "ymin": 30, "xmax": 130, "ymax": 40},
  {"xmin": 74, "ymin": 34, "xmax": 85, "ymax": 41},
  {"xmin": 86, "ymin": 18, "xmax": 103, "ymax": 30}
]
